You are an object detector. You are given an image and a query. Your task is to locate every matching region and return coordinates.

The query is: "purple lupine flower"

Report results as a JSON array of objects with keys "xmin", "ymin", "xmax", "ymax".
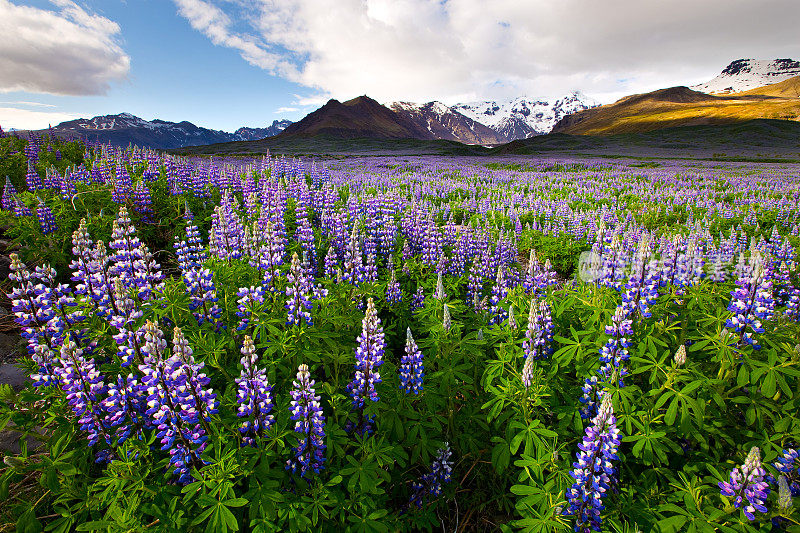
[
  {"xmin": 36, "ymin": 200, "xmax": 57, "ymax": 234},
  {"xmin": 8, "ymin": 254, "xmax": 59, "ymax": 385},
  {"xmin": 323, "ymin": 245, "xmax": 338, "ymax": 279},
  {"xmin": 409, "ymin": 443, "xmax": 453, "ymax": 509},
  {"xmin": 102, "ymin": 373, "xmax": 146, "ymax": 444},
  {"xmin": 286, "ymin": 364, "xmax": 326, "ymax": 477},
  {"xmin": 621, "ymin": 239, "xmax": 660, "ymax": 318},
  {"xmin": 133, "ymin": 243, "xmax": 164, "ymax": 300},
  {"xmin": 48, "ymin": 278, "xmax": 87, "ymax": 347},
  {"xmin": 567, "ymin": 395, "xmax": 621, "ymax": 533},
  {"xmin": 175, "ymin": 218, "xmax": 207, "ymax": 274},
  {"xmin": 69, "ymin": 219, "xmax": 98, "ymax": 300},
  {"xmin": 726, "ymin": 253, "xmax": 774, "ymax": 350},
  {"xmin": 522, "ymin": 299, "xmax": 554, "ymax": 361},
  {"xmin": 719, "ymin": 446, "xmax": 770, "ymax": 521},
  {"xmin": 399, "ymin": 328, "xmax": 424, "ymax": 395},
  {"xmin": 108, "ymin": 207, "xmax": 144, "ymax": 289},
  {"xmin": 295, "ymin": 197, "xmax": 316, "ymax": 273},
  {"xmin": 235, "ymin": 336, "xmax": 274, "ymax": 447},
  {"xmin": 109, "ymin": 278, "xmax": 144, "ymax": 367},
  {"xmin": 26, "ymin": 162, "xmax": 42, "ymax": 191},
  {"xmin": 132, "ymin": 181, "xmax": 153, "ymax": 221},
  {"xmin": 488, "ymin": 267, "xmax": 509, "ymax": 325},
  {"xmin": 411, "ymin": 286, "xmax": 425, "ymax": 312},
  {"xmin": 599, "ymin": 233, "xmax": 628, "ymax": 292},
  {"xmin": 386, "ymin": 269, "xmax": 402, "ymax": 305},
  {"xmin": 596, "ymin": 304, "xmax": 633, "ymax": 390},
  {"xmin": 773, "ymin": 448, "xmax": 800, "ymax": 497},
  {"xmin": 708, "ymin": 252, "xmax": 727, "ymax": 283},
  {"xmin": 236, "ymin": 286, "xmax": 265, "ymax": 333},
  {"xmin": 466, "ymin": 256, "xmax": 484, "ymax": 311},
  {"xmin": 348, "ymin": 297, "xmax": 385, "ymax": 410},
  {"xmin": 89, "ymin": 240, "xmax": 118, "ymax": 319},
  {"xmin": 172, "ymin": 326, "xmax": 218, "ymax": 420},
  {"xmin": 2, "ymin": 177, "xmax": 16, "ymax": 210},
  {"xmin": 56, "ymin": 339, "xmax": 111, "ymax": 457},
  {"xmin": 209, "ymin": 197, "xmax": 244, "ymax": 261},
  {"xmin": 9, "ymin": 257, "xmax": 87, "ymax": 375},
  {"xmin": 138, "ymin": 321, "xmax": 207, "ymax": 483},
  {"xmin": 174, "ymin": 233, "xmax": 194, "ymax": 274},
  {"xmin": 362, "ymin": 235, "xmax": 379, "ymax": 284},
  {"xmin": 343, "ymin": 226, "xmax": 364, "ymax": 286},
  {"xmin": 285, "ymin": 252, "xmax": 314, "ymax": 327},
  {"xmin": 255, "ymin": 220, "xmax": 284, "ymax": 290},
  {"xmin": 13, "ymin": 197, "xmax": 32, "ymax": 217},
  {"xmin": 521, "ymin": 350, "xmax": 535, "ymax": 389},
  {"xmin": 507, "ymin": 305, "xmax": 518, "ymax": 329},
  {"xmin": 535, "ymin": 258, "xmax": 559, "ymax": 291},
  {"xmin": 774, "ymin": 261, "xmax": 800, "ymax": 321},
  {"xmin": 111, "ymin": 161, "xmax": 132, "ymax": 204},
  {"xmin": 184, "ymin": 267, "xmax": 223, "ymax": 329}
]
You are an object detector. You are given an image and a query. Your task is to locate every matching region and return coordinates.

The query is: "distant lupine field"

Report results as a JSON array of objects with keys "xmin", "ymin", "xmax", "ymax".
[{"xmin": 1, "ymin": 130, "xmax": 799, "ymax": 533}]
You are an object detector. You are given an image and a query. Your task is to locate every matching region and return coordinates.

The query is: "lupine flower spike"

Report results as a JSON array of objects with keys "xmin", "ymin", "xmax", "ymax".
[
  {"xmin": 347, "ymin": 298, "xmax": 385, "ymax": 434},
  {"xmin": 287, "ymin": 364, "xmax": 326, "ymax": 477},
  {"xmin": 409, "ymin": 443, "xmax": 453, "ymax": 509},
  {"xmin": 674, "ymin": 345, "xmax": 687, "ymax": 366},
  {"xmin": 567, "ymin": 395, "xmax": 621, "ymax": 533},
  {"xmin": 399, "ymin": 328, "xmax": 424, "ymax": 395},
  {"xmin": 235, "ymin": 336, "xmax": 274, "ymax": 446},
  {"xmin": 718, "ymin": 446, "xmax": 770, "ymax": 521}
]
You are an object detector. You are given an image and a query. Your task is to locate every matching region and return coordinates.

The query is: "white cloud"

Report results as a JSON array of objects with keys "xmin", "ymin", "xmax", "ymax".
[
  {"xmin": 0, "ymin": 106, "xmax": 81, "ymax": 130},
  {"xmin": 0, "ymin": 0, "xmax": 130, "ymax": 95},
  {"xmin": 275, "ymin": 106, "xmax": 299, "ymax": 113},
  {"xmin": 175, "ymin": 0, "xmax": 800, "ymax": 104},
  {"xmin": 174, "ymin": 0, "xmax": 298, "ymax": 77},
  {"xmin": 0, "ymin": 101, "xmax": 57, "ymax": 108}
]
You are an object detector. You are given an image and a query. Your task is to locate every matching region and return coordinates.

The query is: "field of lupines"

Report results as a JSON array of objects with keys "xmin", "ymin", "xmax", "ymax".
[{"xmin": 0, "ymin": 131, "xmax": 799, "ymax": 532}]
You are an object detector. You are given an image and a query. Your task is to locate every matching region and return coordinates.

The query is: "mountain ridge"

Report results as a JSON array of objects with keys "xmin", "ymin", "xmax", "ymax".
[
  {"xmin": 552, "ymin": 77, "xmax": 800, "ymax": 135},
  {"xmin": 18, "ymin": 113, "xmax": 292, "ymax": 149},
  {"xmin": 387, "ymin": 100, "xmax": 509, "ymax": 144},
  {"xmin": 691, "ymin": 58, "xmax": 800, "ymax": 94},
  {"xmin": 452, "ymin": 92, "xmax": 599, "ymax": 140},
  {"xmin": 279, "ymin": 96, "xmax": 433, "ymax": 140}
]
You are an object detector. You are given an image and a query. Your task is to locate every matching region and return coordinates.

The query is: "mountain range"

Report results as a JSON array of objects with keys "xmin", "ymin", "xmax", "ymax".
[
  {"xmin": 19, "ymin": 93, "xmax": 597, "ymax": 148},
  {"xmin": 13, "ymin": 57, "xmax": 800, "ymax": 148},
  {"xmin": 23, "ymin": 114, "xmax": 292, "ymax": 149},
  {"xmin": 280, "ymin": 93, "xmax": 598, "ymax": 145},
  {"xmin": 451, "ymin": 93, "xmax": 598, "ymax": 139},
  {"xmin": 386, "ymin": 92, "xmax": 598, "ymax": 143},
  {"xmin": 691, "ymin": 58, "xmax": 800, "ymax": 94},
  {"xmin": 552, "ymin": 75, "xmax": 800, "ymax": 135}
]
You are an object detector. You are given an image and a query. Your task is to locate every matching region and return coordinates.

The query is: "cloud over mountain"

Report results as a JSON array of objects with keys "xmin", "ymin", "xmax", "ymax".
[
  {"xmin": 174, "ymin": 0, "xmax": 800, "ymax": 104},
  {"xmin": 0, "ymin": 0, "xmax": 130, "ymax": 96}
]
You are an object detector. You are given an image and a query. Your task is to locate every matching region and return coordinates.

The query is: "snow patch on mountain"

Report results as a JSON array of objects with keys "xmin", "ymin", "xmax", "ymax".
[
  {"xmin": 387, "ymin": 100, "xmax": 508, "ymax": 144},
  {"xmin": 452, "ymin": 92, "xmax": 599, "ymax": 139},
  {"xmin": 691, "ymin": 59, "xmax": 800, "ymax": 94}
]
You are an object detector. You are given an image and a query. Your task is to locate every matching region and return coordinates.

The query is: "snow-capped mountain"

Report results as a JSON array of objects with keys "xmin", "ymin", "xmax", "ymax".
[
  {"xmin": 452, "ymin": 92, "xmax": 599, "ymax": 140},
  {"xmin": 36, "ymin": 113, "xmax": 292, "ymax": 149},
  {"xmin": 388, "ymin": 101, "xmax": 508, "ymax": 144},
  {"xmin": 691, "ymin": 59, "xmax": 800, "ymax": 95},
  {"xmin": 233, "ymin": 121, "xmax": 292, "ymax": 141}
]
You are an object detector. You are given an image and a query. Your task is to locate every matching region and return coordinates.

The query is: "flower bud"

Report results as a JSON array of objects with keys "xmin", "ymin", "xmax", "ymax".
[{"xmin": 674, "ymin": 345, "xmax": 687, "ymax": 366}]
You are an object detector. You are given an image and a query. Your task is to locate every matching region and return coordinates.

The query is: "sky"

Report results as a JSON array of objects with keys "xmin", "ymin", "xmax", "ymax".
[{"xmin": 0, "ymin": 0, "xmax": 798, "ymax": 131}]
